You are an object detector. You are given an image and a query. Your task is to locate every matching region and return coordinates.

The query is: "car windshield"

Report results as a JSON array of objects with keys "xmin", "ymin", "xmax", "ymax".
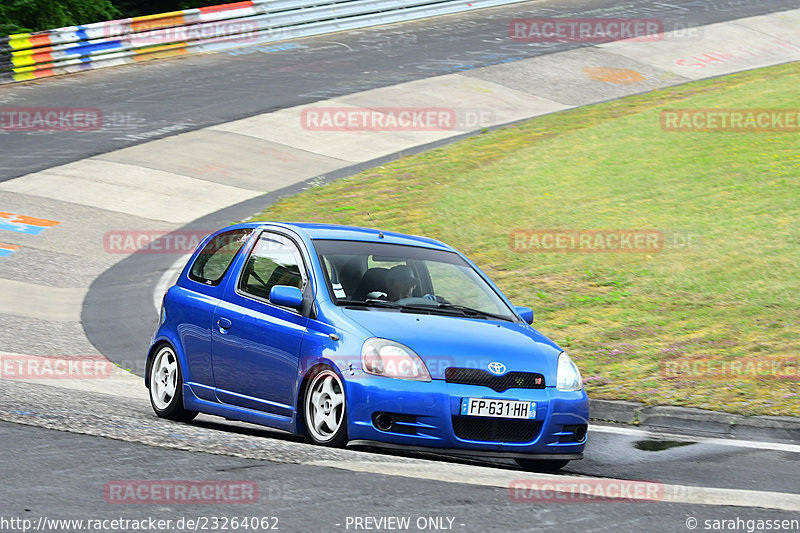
[{"xmin": 314, "ymin": 239, "xmax": 517, "ymax": 321}]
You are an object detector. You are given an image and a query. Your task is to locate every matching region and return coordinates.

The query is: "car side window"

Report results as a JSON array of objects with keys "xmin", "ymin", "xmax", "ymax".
[
  {"xmin": 189, "ymin": 229, "xmax": 253, "ymax": 286},
  {"xmin": 239, "ymin": 233, "xmax": 306, "ymax": 301}
]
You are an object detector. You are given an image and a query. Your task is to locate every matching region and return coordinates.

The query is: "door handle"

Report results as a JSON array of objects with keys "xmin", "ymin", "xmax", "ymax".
[{"xmin": 217, "ymin": 317, "xmax": 232, "ymax": 330}]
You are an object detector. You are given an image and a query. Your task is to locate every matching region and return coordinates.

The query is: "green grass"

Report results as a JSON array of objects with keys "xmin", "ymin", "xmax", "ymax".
[{"xmin": 251, "ymin": 61, "xmax": 800, "ymax": 417}]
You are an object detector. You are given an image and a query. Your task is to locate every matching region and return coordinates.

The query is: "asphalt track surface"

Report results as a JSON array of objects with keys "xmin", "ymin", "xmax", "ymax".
[
  {"xmin": 3, "ymin": 419, "xmax": 798, "ymax": 533},
  {"xmin": 1, "ymin": 0, "xmax": 800, "ymax": 531},
  {"xmin": 0, "ymin": 0, "xmax": 796, "ymax": 181}
]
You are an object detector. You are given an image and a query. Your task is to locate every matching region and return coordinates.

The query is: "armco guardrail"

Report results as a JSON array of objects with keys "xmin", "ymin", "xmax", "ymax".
[{"xmin": 0, "ymin": 0, "xmax": 526, "ymax": 85}]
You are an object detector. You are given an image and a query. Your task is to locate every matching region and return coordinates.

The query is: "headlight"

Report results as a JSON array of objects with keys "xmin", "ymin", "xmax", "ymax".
[
  {"xmin": 556, "ymin": 352, "xmax": 583, "ymax": 391},
  {"xmin": 361, "ymin": 338, "xmax": 431, "ymax": 382}
]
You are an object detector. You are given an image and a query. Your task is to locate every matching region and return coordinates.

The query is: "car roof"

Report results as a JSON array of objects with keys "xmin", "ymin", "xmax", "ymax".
[{"xmin": 228, "ymin": 222, "xmax": 455, "ymax": 252}]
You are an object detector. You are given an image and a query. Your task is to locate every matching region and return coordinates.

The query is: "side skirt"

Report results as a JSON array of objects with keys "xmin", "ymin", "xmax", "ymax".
[{"xmin": 182, "ymin": 383, "xmax": 297, "ymax": 433}]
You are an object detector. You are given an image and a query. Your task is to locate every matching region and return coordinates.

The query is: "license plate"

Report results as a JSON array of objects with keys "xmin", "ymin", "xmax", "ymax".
[{"xmin": 460, "ymin": 398, "xmax": 536, "ymax": 419}]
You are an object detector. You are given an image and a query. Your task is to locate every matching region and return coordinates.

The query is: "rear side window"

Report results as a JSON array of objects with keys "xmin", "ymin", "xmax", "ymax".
[
  {"xmin": 189, "ymin": 229, "xmax": 253, "ymax": 286},
  {"xmin": 239, "ymin": 233, "xmax": 306, "ymax": 301}
]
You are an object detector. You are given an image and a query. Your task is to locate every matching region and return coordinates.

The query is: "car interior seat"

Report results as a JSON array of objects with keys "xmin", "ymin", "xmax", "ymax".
[{"xmin": 354, "ymin": 267, "xmax": 389, "ymax": 301}]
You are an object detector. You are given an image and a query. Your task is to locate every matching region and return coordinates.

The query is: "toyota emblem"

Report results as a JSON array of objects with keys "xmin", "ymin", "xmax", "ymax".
[{"xmin": 487, "ymin": 362, "xmax": 506, "ymax": 375}]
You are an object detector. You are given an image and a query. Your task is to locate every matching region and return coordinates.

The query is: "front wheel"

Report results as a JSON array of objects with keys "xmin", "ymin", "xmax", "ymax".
[
  {"xmin": 149, "ymin": 345, "xmax": 197, "ymax": 422},
  {"xmin": 303, "ymin": 367, "xmax": 348, "ymax": 447},
  {"xmin": 515, "ymin": 458, "xmax": 570, "ymax": 472}
]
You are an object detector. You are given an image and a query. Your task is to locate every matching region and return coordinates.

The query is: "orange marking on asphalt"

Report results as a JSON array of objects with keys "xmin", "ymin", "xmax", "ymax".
[
  {"xmin": 584, "ymin": 67, "xmax": 646, "ymax": 85},
  {"xmin": 0, "ymin": 212, "xmax": 60, "ymax": 227}
]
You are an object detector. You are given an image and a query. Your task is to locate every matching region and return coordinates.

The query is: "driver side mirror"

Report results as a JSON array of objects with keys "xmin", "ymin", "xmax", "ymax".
[
  {"xmin": 270, "ymin": 285, "xmax": 304, "ymax": 308},
  {"xmin": 515, "ymin": 305, "xmax": 534, "ymax": 325}
]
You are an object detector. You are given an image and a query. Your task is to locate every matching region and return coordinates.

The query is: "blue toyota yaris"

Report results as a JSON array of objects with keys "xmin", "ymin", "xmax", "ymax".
[{"xmin": 146, "ymin": 222, "xmax": 588, "ymax": 470}]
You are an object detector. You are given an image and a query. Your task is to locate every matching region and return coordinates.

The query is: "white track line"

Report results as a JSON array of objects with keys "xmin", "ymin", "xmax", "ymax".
[
  {"xmin": 590, "ymin": 424, "xmax": 800, "ymax": 454},
  {"xmin": 311, "ymin": 460, "xmax": 800, "ymax": 511},
  {"xmin": 152, "ymin": 253, "xmax": 192, "ymax": 313}
]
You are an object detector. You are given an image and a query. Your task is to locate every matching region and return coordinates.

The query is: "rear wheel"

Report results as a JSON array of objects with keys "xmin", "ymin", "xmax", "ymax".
[
  {"xmin": 149, "ymin": 345, "xmax": 197, "ymax": 422},
  {"xmin": 303, "ymin": 367, "xmax": 348, "ymax": 447},
  {"xmin": 515, "ymin": 458, "xmax": 570, "ymax": 472}
]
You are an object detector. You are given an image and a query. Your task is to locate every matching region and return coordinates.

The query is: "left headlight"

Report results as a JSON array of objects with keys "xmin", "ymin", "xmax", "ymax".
[
  {"xmin": 556, "ymin": 352, "xmax": 583, "ymax": 391},
  {"xmin": 361, "ymin": 338, "xmax": 431, "ymax": 382}
]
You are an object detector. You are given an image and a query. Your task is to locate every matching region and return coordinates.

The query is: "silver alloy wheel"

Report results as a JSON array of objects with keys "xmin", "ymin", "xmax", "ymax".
[
  {"xmin": 150, "ymin": 346, "xmax": 178, "ymax": 410},
  {"xmin": 305, "ymin": 369, "xmax": 345, "ymax": 442}
]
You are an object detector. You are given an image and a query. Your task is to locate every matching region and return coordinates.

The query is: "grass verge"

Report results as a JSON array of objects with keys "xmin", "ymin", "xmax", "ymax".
[{"xmin": 252, "ymin": 61, "xmax": 800, "ymax": 417}]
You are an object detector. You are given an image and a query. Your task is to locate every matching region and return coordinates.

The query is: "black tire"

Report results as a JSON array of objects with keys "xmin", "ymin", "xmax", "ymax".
[
  {"xmin": 302, "ymin": 366, "xmax": 348, "ymax": 447},
  {"xmin": 148, "ymin": 344, "xmax": 198, "ymax": 422},
  {"xmin": 515, "ymin": 458, "xmax": 571, "ymax": 472}
]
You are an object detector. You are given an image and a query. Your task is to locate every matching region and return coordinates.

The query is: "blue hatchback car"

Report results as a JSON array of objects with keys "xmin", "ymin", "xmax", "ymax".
[{"xmin": 147, "ymin": 222, "xmax": 588, "ymax": 470}]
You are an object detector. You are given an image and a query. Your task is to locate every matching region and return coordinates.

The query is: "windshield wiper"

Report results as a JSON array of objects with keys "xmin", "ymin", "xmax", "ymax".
[
  {"xmin": 337, "ymin": 299, "xmax": 514, "ymax": 322},
  {"xmin": 392, "ymin": 302, "xmax": 515, "ymax": 322},
  {"xmin": 337, "ymin": 299, "xmax": 402, "ymax": 309},
  {"xmin": 432, "ymin": 303, "xmax": 515, "ymax": 322}
]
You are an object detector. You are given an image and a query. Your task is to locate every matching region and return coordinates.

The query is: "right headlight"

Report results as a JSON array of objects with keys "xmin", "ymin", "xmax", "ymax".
[{"xmin": 556, "ymin": 352, "xmax": 583, "ymax": 391}]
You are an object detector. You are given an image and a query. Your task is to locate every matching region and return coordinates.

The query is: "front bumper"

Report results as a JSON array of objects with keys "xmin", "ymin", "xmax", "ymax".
[{"xmin": 345, "ymin": 373, "xmax": 589, "ymax": 456}]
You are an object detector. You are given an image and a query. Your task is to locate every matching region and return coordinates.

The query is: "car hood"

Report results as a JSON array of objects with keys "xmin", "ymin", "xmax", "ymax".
[{"xmin": 341, "ymin": 308, "xmax": 562, "ymax": 380}]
